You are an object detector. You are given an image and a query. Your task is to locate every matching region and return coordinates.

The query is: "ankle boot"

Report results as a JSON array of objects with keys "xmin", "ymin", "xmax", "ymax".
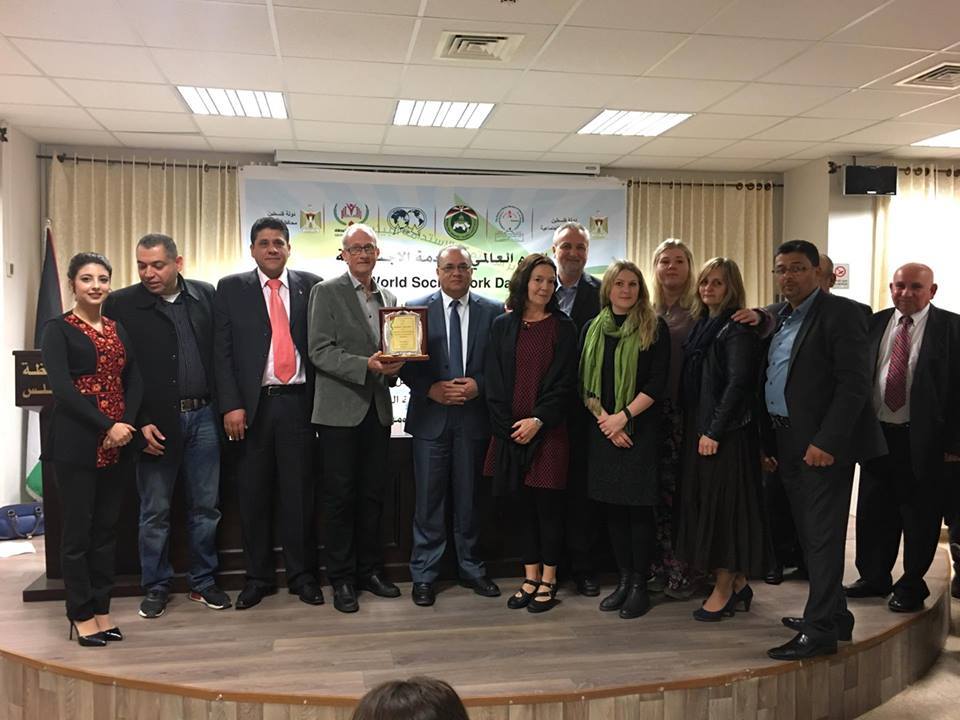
[
  {"xmin": 619, "ymin": 573, "xmax": 651, "ymax": 619},
  {"xmin": 599, "ymin": 571, "xmax": 631, "ymax": 611}
]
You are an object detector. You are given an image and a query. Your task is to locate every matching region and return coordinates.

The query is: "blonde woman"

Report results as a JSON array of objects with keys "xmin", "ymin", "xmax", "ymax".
[{"xmin": 579, "ymin": 260, "xmax": 669, "ymax": 619}]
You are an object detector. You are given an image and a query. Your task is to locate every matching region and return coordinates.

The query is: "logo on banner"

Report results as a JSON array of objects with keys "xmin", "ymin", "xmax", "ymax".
[
  {"xmin": 590, "ymin": 214, "xmax": 609, "ymax": 238},
  {"xmin": 333, "ymin": 202, "xmax": 370, "ymax": 227},
  {"xmin": 299, "ymin": 206, "xmax": 321, "ymax": 232},
  {"xmin": 444, "ymin": 205, "xmax": 479, "ymax": 241},
  {"xmin": 387, "ymin": 207, "xmax": 428, "ymax": 237},
  {"xmin": 495, "ymin": 205, "xmax": 524, "ymax": 239}
]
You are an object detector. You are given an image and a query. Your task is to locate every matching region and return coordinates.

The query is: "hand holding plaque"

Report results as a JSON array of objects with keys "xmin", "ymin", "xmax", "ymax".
[{"xmin": 379, "ymin": 307, "xmax": 429, "ymax": 362}]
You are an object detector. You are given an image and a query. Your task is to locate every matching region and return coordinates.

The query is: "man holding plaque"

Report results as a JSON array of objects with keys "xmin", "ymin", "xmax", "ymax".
[
  {"xmin": 308, "ymin": 223, "xmax": 404, "ymax": 613},
  {"xmin": 400, "ymin": 246, "xmax": 504, "ymax": 606}
]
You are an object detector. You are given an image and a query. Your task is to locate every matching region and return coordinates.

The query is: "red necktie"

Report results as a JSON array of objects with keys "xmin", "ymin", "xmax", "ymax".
[
  {"xmin": 266, "ymin": 278, "xmax": 295, "ymax": 383},
  {"xmin": 884, "ymin": 315, "xmax": 913, "ymax": 412}
]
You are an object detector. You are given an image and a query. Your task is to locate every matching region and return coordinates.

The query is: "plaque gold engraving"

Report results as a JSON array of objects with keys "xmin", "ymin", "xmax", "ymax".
[{"xmin": 379, "ymin": 307, "xmax": 429, "ymax": 361}]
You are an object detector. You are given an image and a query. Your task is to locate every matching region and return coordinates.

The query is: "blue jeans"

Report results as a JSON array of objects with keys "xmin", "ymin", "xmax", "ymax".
[{"xmin": 137, "ymin": 404, "xmax": 221, "ymax": 592}]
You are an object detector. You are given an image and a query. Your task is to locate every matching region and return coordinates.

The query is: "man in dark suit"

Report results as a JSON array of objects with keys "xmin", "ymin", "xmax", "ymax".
[
  {"xmin": 847, "ymin": 263, "xmax": 960, "ymax": 612},
  {"xmin": 213, "ymin": 216, "xmax": 323, "ymax": 609},
  {"xmin": 104, "ymin": 234, "xmax": 229, "ymax": 619},
  {"xmin": 761, "ymin": 240, "xmax": 886, "ymax": 661},
  {"xmin": 399, "ymin": 245, "xmax": 503, "ymax": 607},
  {"xmin": 551, "ymin": 221, "xmax": 602, "ymax": 596}
]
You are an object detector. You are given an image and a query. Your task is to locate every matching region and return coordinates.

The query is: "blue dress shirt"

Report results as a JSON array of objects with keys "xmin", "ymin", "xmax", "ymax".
[{"xmin": 764, "ymin": 288, "xmax": 820, "ymax": 417}]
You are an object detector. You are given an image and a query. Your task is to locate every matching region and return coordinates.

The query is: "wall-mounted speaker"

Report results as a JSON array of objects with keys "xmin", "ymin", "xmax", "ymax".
[{"xmin": 843, "ymin": 165, "xmax": 897, "ymax": 196}]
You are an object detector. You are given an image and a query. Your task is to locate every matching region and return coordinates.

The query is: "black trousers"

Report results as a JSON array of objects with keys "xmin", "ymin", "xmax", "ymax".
[
  {"xmin": 606, "ymin": 504, "xmax": 655, "ymax": 575},
  {"xmin": 318, "ymin": 403, "xmax": 389, "ymax": 585},
  {"xmin": 564, "ymin": 436, "xmax": 602, "ymax": 577},
  {"xmin": 236, "ymin": 389, "xmax": 316, "ymax": 590},
  {"xmin": 54, "ymin": 460, "xmax": 128, "ymax": 621},
  {"xmin": 855, "ymin": 424, "xmax": 942, "ymax": 599},
  {"xmin": 945, "ymin": 463, "xmax": 960, "ymax": 573},
  {"xmin": 517, "ymin": 485, "xmax": 565, "ymax": 567},
  {"xmin": 776, "ymin": 427, "xmax": 854, "ymax": 643},
  {"xmin": 761, "ymin": 468, "xmax": 803, "ymax": 569}
]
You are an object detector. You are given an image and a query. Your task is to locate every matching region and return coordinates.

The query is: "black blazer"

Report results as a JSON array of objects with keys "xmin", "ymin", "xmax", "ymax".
[
  {"xmin": 696, "ymin": 321, "xmax": 760, "ymax": 440},
  {"xmin": 763, "ymin": 291, "xmax": 886, "ymax": 465},
  {"xmin": 568, "ymin": 273, "xmax": 601, "ymax": 332},
  {"xmin": 214, "ymin": 268, "xmax": 322, "ymax": 426},
  {"xmin": 40, "ymin": 314, "xmax": 143, "ymax": 468},
  {"xmin": 869, "ymin": 304, "xmax": 960, "ymax": 481},
  {"xmin": 103, "ymin": 278, "xmax": 217, "ymax": 461}
]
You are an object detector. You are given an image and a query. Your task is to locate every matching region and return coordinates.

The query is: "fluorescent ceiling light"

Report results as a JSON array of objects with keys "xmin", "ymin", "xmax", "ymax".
[
  {"xmin": 393, "ymin": 99, "xmax": 494, "ymax": 129},
  {"xmin": 912, "ymin": 129, "xmax": 960, "ymax": 148},
  {"xmin": 577, "ymin": 110, "xmax": 692, "ymax": 136},
  {"xmin": 177, "ymin": 86, "xmax": 287, "ymax": 119}
]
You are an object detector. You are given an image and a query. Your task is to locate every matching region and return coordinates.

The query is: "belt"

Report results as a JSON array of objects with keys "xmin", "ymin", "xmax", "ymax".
[
  {"xmin": 880, "ymin": 421, "xmax": 910, "ymax": 430},
  {"xmin": 769, "ymin": 414, "xmax": 791, "ymax": 429},
  {"xmin": 261, "ymin": 384, "xmax": 305, "ymax": 396},
  {"xmin": 179, "ymin": 397, "xmax": 210, "ymax": 412}
]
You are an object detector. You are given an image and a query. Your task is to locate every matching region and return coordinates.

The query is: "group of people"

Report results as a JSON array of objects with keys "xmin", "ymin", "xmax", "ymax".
[{"xmin": 41, "ymin": 215, "xmax": 959, "ymax": 663}]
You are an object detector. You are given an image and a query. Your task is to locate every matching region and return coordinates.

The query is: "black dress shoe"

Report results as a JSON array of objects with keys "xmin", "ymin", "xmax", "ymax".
[
  {"xmin": 333, "ymin": 583, "xmax": 359, "ymax": 613},
  {"xmin": 235, "ymin": 583, "xmax": 277, "ymax": 610},
  {"xmin": 412, "ymin": 582, "xmax": 435, "ymax": 607},
  {"xmin": 575, "ymin": 575, "xmax": 601, "ymax": 597},
  {"xmin": 843, "ymin": 578, "xmax": 891, "ymax": 598},
  {"xmin": 460, "ymin": 575, "xmax": 501, "ymax": 597},
  {"xmin": 951, "ymin": 574, "xmax": 960, "ymax": 600},
  {"xmin": 599, "ymin": 573, "xmax": 630, "ymax": 612},
  {"xmin": 781, "ymin": 616, "xmax": 853, "ymax": 641},
  {"xmin": 767, "ymin": 632, "xmax": 837, "ymax": 661},
  {"xmin": 291, "ymin": 582, "xmax": 325, "ymax": 606},
  {"xmin": 358, "ymin": 573, "xmax": 401, "ymax": 598},
  {"xmin": 888, "ymin": 594, "xmax": 924, "ymax": 613},
  {"xmin": 618, "ymin": 575, "xmax": 651, "ymax": 619},
  {"xmin": 764, "ymin": 565, "xmax": 784, "ymax": 585}
]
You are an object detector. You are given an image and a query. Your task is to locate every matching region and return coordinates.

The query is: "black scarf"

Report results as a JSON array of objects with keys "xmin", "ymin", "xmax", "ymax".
[{"xmin": 680, "ymin": 308, "xmax": 735, "ymax": 409}]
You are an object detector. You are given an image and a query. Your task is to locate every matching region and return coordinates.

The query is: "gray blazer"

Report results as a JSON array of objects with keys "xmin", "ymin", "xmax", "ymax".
[{"xmin": 308, "ymin": 272, "xmax": 397, "ymax": 427}]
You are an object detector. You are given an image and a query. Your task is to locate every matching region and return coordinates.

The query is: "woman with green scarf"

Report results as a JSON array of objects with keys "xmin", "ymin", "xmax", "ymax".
[{"xmin": 579, "ymin": 260, "xmax": 670, "ymax": 619}]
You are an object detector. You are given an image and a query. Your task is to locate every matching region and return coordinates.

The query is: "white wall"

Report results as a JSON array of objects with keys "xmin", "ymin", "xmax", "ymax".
[
  {"xmin": 0, "ymin": 126, "xmax": 41, "ymax": 503},
  {"xmin": 825, "ymin": 169, "xmax": 876, "ymax": 306},
  {"xmin": 783, "ymin": 160, "xmax": 829, "ymax": 250}
]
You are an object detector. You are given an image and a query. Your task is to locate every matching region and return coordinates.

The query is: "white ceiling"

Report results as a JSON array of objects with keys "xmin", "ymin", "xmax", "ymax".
[{"xmin": 2, "ymin": 0, "xmax": 960, "ymax": 171}]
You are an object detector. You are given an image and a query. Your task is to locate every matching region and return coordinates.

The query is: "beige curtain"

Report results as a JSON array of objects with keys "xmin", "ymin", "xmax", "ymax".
[
  {"xmin": 47, "ymin": 156, "xmax": 240, "ymax": 297},
  {"xmin": 873, "ymin": 164, "xmax": 960, "ymax": 311},
  {"xmin": 626, "ymin": 178, "xmax": 775, "ymax": 306}
]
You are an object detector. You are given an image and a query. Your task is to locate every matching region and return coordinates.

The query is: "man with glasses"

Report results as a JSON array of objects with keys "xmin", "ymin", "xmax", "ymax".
[
  {"xmin": 308, "ymin": 223, "xmax": 404, "ymax": 613},
  {"xmin": 399, "ymin": 246, "xmax": 504, "ymax": 606}
]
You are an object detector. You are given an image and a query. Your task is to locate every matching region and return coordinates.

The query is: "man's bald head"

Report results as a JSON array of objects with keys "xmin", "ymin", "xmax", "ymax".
[
  {"xmin": 890, "ymin": 263, "xmax": 937, "ymax": 316},
  {"xmin": 819, "ymin": 254, "xmax": 836, "ymax": 292}
]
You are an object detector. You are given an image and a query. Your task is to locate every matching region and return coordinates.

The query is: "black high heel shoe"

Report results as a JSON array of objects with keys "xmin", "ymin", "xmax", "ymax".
[
  {"xmin": 101, "ymin": 627, "xmax": 123, "ymax": 642},
  {"xmin": 692, "ymin": 593, "xmax": 737, "ymax": 622},
  {"xmin": 732, "ymin": 584, "xmax": 753, "ymax": 612},
  {"xmin": 507, "ymin": 579, "xmax": 540, "ymax": 609},
  {"xmin": 69, "ymin": 621, "xmax": 107, "ymax": 647}
]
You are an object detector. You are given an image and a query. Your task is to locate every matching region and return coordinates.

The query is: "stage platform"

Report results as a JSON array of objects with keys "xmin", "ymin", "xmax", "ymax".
[{"xmin": 0, "ymin": 525, "xmax": 950, "ymax": 720}]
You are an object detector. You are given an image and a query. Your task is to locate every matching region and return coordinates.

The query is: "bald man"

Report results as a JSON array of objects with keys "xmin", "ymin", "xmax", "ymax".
[{"xmin": 845, "ymin": 263, "xmax": 960, "ymax": 612}]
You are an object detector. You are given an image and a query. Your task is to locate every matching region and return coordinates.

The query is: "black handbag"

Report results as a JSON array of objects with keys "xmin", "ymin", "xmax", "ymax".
[{"xmin": 0, "ymin": 503, "xmax": 44, "ymax": 540}]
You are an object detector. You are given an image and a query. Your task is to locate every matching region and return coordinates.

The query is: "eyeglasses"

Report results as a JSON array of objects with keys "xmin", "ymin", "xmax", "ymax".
[
  {"xmin": 772, "ymin": 264, "xmax": 811, "ymax": 276},
  {"xmin": 439, "ymin": 263, "xmax": 472, "ymax": 273},
  {"xmin": 343, "ymin": 243, "xmax": 377, "ymax": 256}
]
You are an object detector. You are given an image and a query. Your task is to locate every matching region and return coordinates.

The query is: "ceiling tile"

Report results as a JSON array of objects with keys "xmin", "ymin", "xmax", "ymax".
[
  {"xmin": 150, "ymin": 48, "xmax": 283, "ymax": 88},
  {"xmin": 619, "ymin": 77, "xmax": 745, "ymax": 113},
  {"xmin": 383, "ymin": 126, "xmax": 478, "ymax": 148},
  {"xmin": 664, "ymin": 113, "xmax": 788, "ymax": 139},
  {"xmin": 836, "ymin": 120, "xmax": 960, "ymax": 145},
  {"xmin": 123, "ymin": 0, "xmax": 275, "ymax": 54},
  {"xmin": 608, "ymin": 155, "xmax": 696, "ymax": 169},
  {"xmin": 0, "ymin": 104, "xmax": 99, "ymax": 129},
  {"xmin": 897, "ymin": 95, "xmax": 960, "ymax": 124},
  {"xmin": 0, "ymin": 36, "xmax": 40, "ymax": 75},
  {"xmin": 276, "ymin": 7, "xmax": 414, "ymax": 63},
  {"xmin": 295, "ymin": 140, "xmax": 383, "ymax": 154},
  {"xmin": 700, "ymin": 0, "xmax": 886, "ymax": 41},
  {"xmin": 682, "ymin": 157, "xmax": 768, "ymax": 171},
  {"xmin": 759, "ymin": 45, "xmax": 928, "ymax": 88},
  {"xmin": 1, "ymin": 0, "xmax": 140, "ymax": 44},
  {"xmin": 864, "ymin": 52, "xmax": 960, "ymax": 93},
  {"xmin": 469, "ymin": 130, "xmax": 565, "ymax": 152},
  {"xmin": 206, "ymin": 137, "xmax": 296, "ymax": 152},
  {"xmin": 484, "ymin": 104, "xmax": 598, "ymax": 133},
  {"xmin": 17, "ymin": 127, "xmax": 120, "ymax": 146},
  {"xmin": 829, "ymin": 0, "xmax": 960, "ymax": 51},
  {"xmin": 407, "ymin": 18, "xmax": 554, "ymax": 69},
  {"xmin": 88, "ymin": 109, "xmax": 198, "ymax": 133},
  {"xmin": 295, "ymin": 120, "xmax": 386, "ymax": 144},
  {"xmin": 274, "ymin": 0, "xmax": 421, "ymax": 13},
  {"xmin": 882, "ymin": 146, "xmax": 960, "ymax": 158},
  {"xmin": 711, "ymin": 139, "xmax": 820, "ymax": 158},
  {"xmin": 538, "ymin": 152, "xmax": 624, "ymax": 164},
  {"xmin": 751, "ymin": 117, "xmax": 877, "ymax": 141},
  {"xmin": 113, "ymin": 132, "xmax": 212, "ymax": 150},
  {"xmin": 12, "ymin": 39, "xmax": 165, "ymax": 82},
  {"xmin": 284, "ymin": 58, "xmax": 402, "ymax": 97},
  {"xmin": 57, "ymin": 80, "xmax": 184, "ymax": 112},
  {"xmin": 629, "ymin": 137, "xmax": 735, "ymax": 156},
  {"xmin": 751, "ymin": 159, "xmax": 811, "ymax": 172},
  {"xmin": 788, "ymin": 142, "xmax": 898, "ymax": 160},
  {"xmin": 424, "ymin": 0, "xmax": 578, "ymax": 24},
  {"xmin": 401, "ymin": 65, "xmax": 524, "ymax": 103},
  {"xmin": 194, "ymin": 117, "xmax": 293, "ymax": 139},
  {"xmin": 567, "ymin": 0, "xmax": 730, "ymax": 33},
  {"xmin": 504, "ymin": 71, "xmax": 639, "ymax": 107},
  {"xmin": 287, "ymin": 94, "xmax": 395, "ymax": 123},
  {"xmin": 802, "ymin": 89, "xmax": 947, "ymax": 120},
  {"xmin": 548, "ymin": 134, "xmax": 649, "ymax": 154},
  {"xmin": 648, "ymin": 36, "xmax": 812, "ymax": 82},
  {"xmin": 707, "ymin": 83, "xmax": 847, "ymax": 115},
  {"xmin": 0, "ymin": 76, "xmax": 75, "ymax": 105},
  {"xmin": 533, "ymin": 27, "xmax": 685, "ymax": 76},
  {"xmin": 460, "ymin": 149, "xmax": 546, "ymax": 161}
]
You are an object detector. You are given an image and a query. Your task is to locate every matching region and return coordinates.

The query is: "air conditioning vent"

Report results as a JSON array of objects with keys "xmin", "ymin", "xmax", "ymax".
[
  {"xmin": 435, "ymin": 32, "xmax": 524, "ymax": 62},
  {"xmin": 898, "ymin": 63, "xmax": 960, "ymax": 90}
]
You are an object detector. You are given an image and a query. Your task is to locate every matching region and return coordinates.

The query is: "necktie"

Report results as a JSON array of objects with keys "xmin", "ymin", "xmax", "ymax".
[
  {"xmin": 884, "ymin": 315, "xmax": 913, "ymax": 412},
  {"xmin": 266, "ymin": 278, "xmax": 296, "ymax": 383},
  {"xmin": 448, "ymin": 299, "xmax": 464, "ymax": 378}
]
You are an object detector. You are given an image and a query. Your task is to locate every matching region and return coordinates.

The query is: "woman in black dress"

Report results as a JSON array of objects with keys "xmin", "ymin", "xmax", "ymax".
[
  {"xmin": 579, "ymin": 260, "xmax": 670, "ymax": 619},
  {"xmin": 676, "ymin": 257, "xmax": 764, "ymax": 621},
  {"xmin": 41, "ymin": 252, "xmax": 142, "ymax": 646},
  {"xmin": 485, "ymin": 254, "xmax": 577, "ymax": 613}
]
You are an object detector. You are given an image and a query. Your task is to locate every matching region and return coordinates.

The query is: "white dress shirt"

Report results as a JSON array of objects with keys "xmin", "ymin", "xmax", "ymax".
[
  {"xmin": 440, "ymin": 290, "xmax": 470, "ymax": 374},
  {"xmin": 873, "ymin": 303, "xmax": 931, "ymax": 423},
  {"xmin": 258, "ymin": 267, "xmax": 306, "ymax": 386}
]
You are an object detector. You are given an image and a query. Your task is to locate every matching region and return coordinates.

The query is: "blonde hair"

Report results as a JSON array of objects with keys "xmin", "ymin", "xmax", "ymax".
[
  {"xmin": 599, "ymin": 260, "xmax": 659, "ymax": 350},
  {"xmin": 691, "ymin": 257, "xmax": 747, "ymax": 318},
  {"xmin": 651, "ymin": 238, "xmax": 695, "ymax": 311}
]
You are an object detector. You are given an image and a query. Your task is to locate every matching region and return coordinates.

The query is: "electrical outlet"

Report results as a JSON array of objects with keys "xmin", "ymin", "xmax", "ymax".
[{"xmin": 6, "ymin": 262, "xmax": 13, "ymax": 278}]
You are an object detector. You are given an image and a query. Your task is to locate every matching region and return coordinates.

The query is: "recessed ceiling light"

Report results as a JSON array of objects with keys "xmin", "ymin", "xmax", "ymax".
[
  {"xmin": 177, "ymin": 86, "xmax": 288, "ymax": 119},
  {"xmin": 912, "ymin": 129, "xmax": 960, "ymax": 148},
  {"xmin": 577, "ymin": 110, "xmax": 692, "ymax": 136},
  {"xmin": 392, "ymin": 99, "xmax": 494, "ymax": 129}
]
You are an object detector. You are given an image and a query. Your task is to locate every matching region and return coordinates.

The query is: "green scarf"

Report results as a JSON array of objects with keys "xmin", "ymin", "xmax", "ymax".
[{"xmin": 579, "ymin": 306, "xmax": 640, "ymax": 416}]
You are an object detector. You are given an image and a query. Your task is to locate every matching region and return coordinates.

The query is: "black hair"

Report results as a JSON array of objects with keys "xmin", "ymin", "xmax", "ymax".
[
  {"xmin": 775, "ymin": 239, "xmax": 820, "ymax": 267},
  {"xmin": 67, "ymin": 252, "xmax": 112, "ymax": 281},
  {"xmin": 137, "ymin": 233, "xmax": 178, "ymax": 259},
  {"xmin": 250, "ymin": 216, "xmax": 290, "ymax": 244},
  {"xmin": 506, "ymin": 253, "xmax": 560, "ymax": 316},
  {"xmin": 351, "ymin": 677, "xmax": 468, "ymax": 720}
]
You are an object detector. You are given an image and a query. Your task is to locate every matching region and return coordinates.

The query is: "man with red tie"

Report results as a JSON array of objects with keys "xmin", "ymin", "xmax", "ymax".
[
  {"xmin": 214, "ymin": 217, "xmax": 323, "ymax": 609},
  {"xmin": 847, "ymin": 263, "xmax": 960, "ymax": 612}
]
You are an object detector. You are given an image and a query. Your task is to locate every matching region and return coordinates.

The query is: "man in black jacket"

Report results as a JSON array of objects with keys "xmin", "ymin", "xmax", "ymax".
[{"xmin": 103, "ymin": 234, "xmax": 229, "ymax": 619}]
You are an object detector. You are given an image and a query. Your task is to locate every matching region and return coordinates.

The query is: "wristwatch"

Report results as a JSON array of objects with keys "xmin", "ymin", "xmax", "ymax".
[{"xmin": 532, "ymin": 417, "xmax": 543, "ymax": 427}]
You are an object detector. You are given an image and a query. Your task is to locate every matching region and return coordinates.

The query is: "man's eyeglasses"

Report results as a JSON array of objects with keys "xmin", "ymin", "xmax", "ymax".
[
  {"xmin": 439, "ymin": 263, "xmax": 472, "ymax": 273},
  {"xmin": 772, "ymin": 264, "xmax": 811, "ymax": 276},
  {"xmin": 343, "ymin": 244, "xmax": 377, "ymax": 256}
]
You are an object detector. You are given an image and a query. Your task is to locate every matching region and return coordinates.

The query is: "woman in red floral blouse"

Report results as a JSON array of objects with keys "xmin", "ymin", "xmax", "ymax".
[{"xmin": 41, "ymin": 252, "xmax": 142, "ymax": 647}]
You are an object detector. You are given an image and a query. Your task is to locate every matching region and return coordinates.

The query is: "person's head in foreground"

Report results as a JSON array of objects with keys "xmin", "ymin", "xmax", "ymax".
[{"xmin": 352, "ymin": 676, "xmax": 468, "ymax": 720}]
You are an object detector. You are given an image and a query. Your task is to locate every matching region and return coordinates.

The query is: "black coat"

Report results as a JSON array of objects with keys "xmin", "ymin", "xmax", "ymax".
[
  {"xmin": 103, "ymin": 278, "xmax": 217, "ymax": 461},
  {"xmin": 696, "ymin": 321, "xmax": 761, "ymax": 440},
  {"xmin": 40, "ymin": 314, "xmax": 143, "ymax": 468},
  {"xmin": 568, "ymin": 273, "xmax": 601, "ymax": 333}
]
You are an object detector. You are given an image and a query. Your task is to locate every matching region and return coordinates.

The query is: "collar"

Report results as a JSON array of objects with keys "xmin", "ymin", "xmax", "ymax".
[
  {"xmin": 348, "ymin": 270, "xmax": 379, "ymax": 294},
  {"xmin": 894, "ymin": 302, "xmax": 931, "ymax": 326},
  {"xmin": 785, "ymin": 287, "xmax": 820, "ymax": 318},
  {"xmin": 257, "ymin": 266, "xmax": 289, "ymax": 289},
  {"xmin": 440, "ymin": 290, "xmax": 470, "ymax": 308},
  {"xmin": 559, "ymin": 273, "xmax": 584, "ymax": 291}
]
